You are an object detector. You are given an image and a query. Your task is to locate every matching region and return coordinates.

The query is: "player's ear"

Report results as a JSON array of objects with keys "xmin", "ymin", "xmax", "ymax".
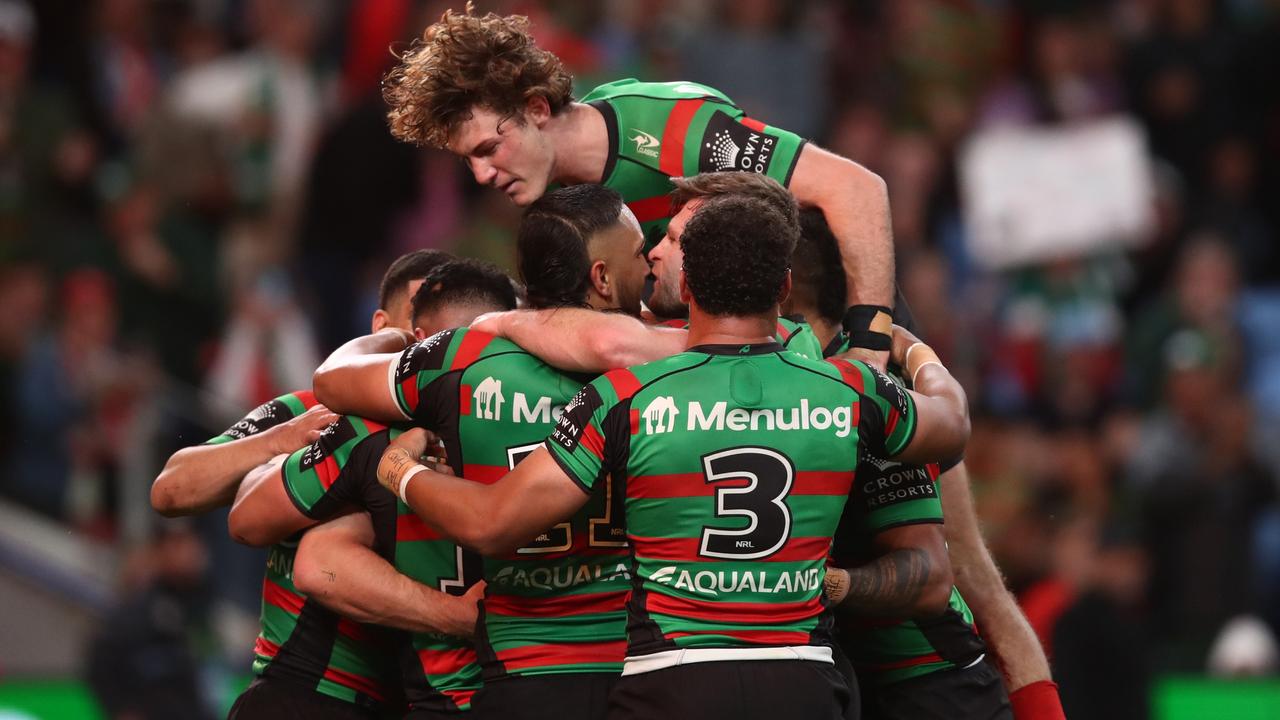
[
  {"xmin": 679, "ymin": 269, "xmax": 692, "ymax": 305},
  {"xmin": 414, "ymin": 327, "xmax": 428, "ymax": 341},
  {"xmin": 589, "ymin": 259, "xmax": 610, "ymax": 299},
  {"xmin": 371, "ymin": 309, "xmax": 391, "ymax": 333},
  {"xmin": 777, "ymin": 270, "xmax": 792, "ymax": 306},
  {"xmin": 525, "ymin": 95, "xmax": 551, "ymax": 127}
]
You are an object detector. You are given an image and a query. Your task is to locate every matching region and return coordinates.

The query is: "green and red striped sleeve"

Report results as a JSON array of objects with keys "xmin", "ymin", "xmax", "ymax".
[
  {"xmin": 280, "ymin": 415, "xmax": 393, "ymax": 518},
  {"xmin": 205, "ymin": 390, "xmax": 316, "ymax": 445},
  {"xmin": 389, "ymin": 328, "xmax": 496, "ymax": 422},
  {"xmin": 546, "ymin": 369, "xmax": 638, "ymax": 492},
  {"xmin": 826, "ymin": 359, "xmax": 917, "ymax": 458}
]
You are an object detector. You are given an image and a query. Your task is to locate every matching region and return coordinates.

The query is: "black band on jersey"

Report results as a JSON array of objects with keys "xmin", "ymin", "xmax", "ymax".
[{"xmin": 842, "ymin": 305, "xmax": 893, "ymax": 351}]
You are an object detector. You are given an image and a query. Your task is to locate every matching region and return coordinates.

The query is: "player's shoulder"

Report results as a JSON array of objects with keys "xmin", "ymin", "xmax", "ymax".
[
  {"xmin": 584, "ymin": 352, "xmax": 705, "ymax": 406},
  {"xmin": 583, "ymin": 78, "xmax": 733, "ymax": 105}
]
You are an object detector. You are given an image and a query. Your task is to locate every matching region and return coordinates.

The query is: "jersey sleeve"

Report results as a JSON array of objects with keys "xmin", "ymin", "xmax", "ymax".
[
  {"xmin": 777, "ymin": 317, "xmax": 824, "ymax": 361},
  {"xmin": 850, "ymin": 455, "xmax": 944, "ymax": 532},
  {"xmin": 690, "ymin": 107, "xmax": 807, "ymax": 187},
  {"xmin": 389, "ymin": 328, "xmax": 466, "ymax": 422},
  {"xmin": 204, "ymin": 391, "xmax": 315, "ymax": 445},
  {"xmin": 828, "ymin": 359, "xmax": 917, "ymax": 458},
  {"xmin": 545, "ymin": 380, "xmax": 621, "ymax": 493},
  {"xmin": 280, "ymin": 415, "xmax": 391, "ymax": 519}
]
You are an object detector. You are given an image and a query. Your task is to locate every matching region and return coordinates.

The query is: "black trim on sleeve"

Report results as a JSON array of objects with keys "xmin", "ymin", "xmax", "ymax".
[
  {"xmin": 280, "ymin": 467, "xmax": 314, "ymax": 518},
  {"xmin": 588, "ymin": 100, "xmax": 619, "ymax": 183},
  {"xmin": 545, "ymin": 441, "xmax": 594, "ymax": 495},
  {"xmin": 870, "ymin": 517, "xmax": 945, "ymax": 535},
  {"xmin": 782, "ymin": 139, "xmax": 808, "ymax": 188},
  {"xmin": 939, "ymin": 454, "xmax": 964, "ymax": 475}
]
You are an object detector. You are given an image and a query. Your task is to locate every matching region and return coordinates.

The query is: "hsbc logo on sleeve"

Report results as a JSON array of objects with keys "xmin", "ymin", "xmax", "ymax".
[
  {"xmin": 629, "ymin": 129, "xmax": 661, "ymax": 158},
  {"xmin": 699, "ymin": 110, "xmax": 777, "ymax": 175}
]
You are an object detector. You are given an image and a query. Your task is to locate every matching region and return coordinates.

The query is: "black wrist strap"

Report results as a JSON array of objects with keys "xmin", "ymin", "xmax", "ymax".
[{"xmin": 841, "ymin": 305, "xmax": 893, "ymax": 351}]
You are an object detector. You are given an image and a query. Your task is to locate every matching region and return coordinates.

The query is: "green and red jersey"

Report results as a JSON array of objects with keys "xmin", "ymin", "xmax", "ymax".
[
  {"xmin": 665, "ymin": 315, "xmax": 824, "ymax": 361},
  {"xmin": 280, "ymin": 414, "xmax": 482, "ymax": 713},
  {"xmin": 207, "ymin": 391, "xmax": 395, "ymax": 710},
  {"xmin": 581, "ymin": 79, "xmax": 807, "ymax": 251},
  {"xmin": 547, "ymin": 343, "xmax": 916, "ymax": 659},
  {"xmin": 390, "ymin": 328, "xmax": 630, "ymax": 679}
]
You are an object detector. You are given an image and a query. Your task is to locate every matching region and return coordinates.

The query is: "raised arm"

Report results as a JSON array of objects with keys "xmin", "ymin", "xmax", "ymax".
[
  {"xmin": 788, "ymin": 144, "xmax": 894, "ymax": 339},
  {"xmin": 151, "ymin": 404, "xmax": 336, "ymax": 517},
  {"xmin": 294, "ymin": 512, "xmax": 483, "ymax": 637},
  {"xmin": 313, "ymin": 330, "xmax": 413, "ymax": 420},
  {"xmin": 471, "ymin": 308, "xmax": 687, "ymax": 372},
  {"xmin": 885, "ymin": 325, "xmax": 970, "ymax": 466},
  {"xmin": 826, "ymin": 522, "xmax": 954, "ymax": 617},
  {"xmin": 378, "ymin": 430, "xmax": 589, "ymax": 556}
]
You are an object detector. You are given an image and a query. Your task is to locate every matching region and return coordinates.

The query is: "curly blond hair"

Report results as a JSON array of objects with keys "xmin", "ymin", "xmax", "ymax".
[{"xmin": 383, "ymin": 4, "xmax": 574, "ymax": 149}]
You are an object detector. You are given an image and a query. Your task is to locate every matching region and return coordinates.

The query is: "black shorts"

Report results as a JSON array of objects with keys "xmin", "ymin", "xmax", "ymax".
[
  {"xmin": 607, "ymin": 660, "xmax": 853, "ymax": 720},
  {"xmin": 861, "ymin": 659, "xmax": 1012, "ymax": 720},
  {"xmin": 227, "ymin": 677, "xmax": 381, "ymax": 720},
  {"xmin": 471, "ymin": 673, "xmax": 617, "ymax": 720}
]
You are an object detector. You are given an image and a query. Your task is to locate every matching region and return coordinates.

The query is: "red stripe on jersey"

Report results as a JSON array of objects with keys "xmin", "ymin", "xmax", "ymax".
[
  {"xmin": 627, "ymin": 195, "xmax": 673, "ymax": 224},
  {"xmin": 316, "ymin": 453, "xmax": 342, "ymax": 490},
  {"xmin": 444, "ymin": 688, "xmax": 476, "ymax": 709},
  {"xmin": 461, "ymin": 464, "xmax": 506, "ymax": 484},
  {"xmin": 418, "ymin": 645, "xmax": 478, "ymax": 676},
  {"xmin": 483, "ymin": 589, "xmax": 627, "ymax": 618},
  {"xmin": 254, "ymin": 636, "xmax": 280, "ymax": 659},
  {"xmin": 581, "ymin": 422, "xmax": 605, "ymax": 460},
  {"xmin": 361, "ymin": 418, "xmax": 387, "ymax": 434},
  {"xmin": 336, "ymin": 617, "xmax": 373, "ymax": 644},
  {"xmin": 629, "ymin": 408, "xmax": 640, "ymax": 435},
  {"xmin": 400, "ymin": 375, "xmax": 420, "ymax": 415},
  {"xmin": 859, "ymin": 652, "xmax": 944, "ymax": 672},
  {"xmin": 828, "ymin": 359, "xmax": 865, "ymax": 393},
  {"xmin": 628, "ymin": 470, "xmax": 852, "ymax": 499},
  {"xmin": 775, "ymin": 321, "xmax": 793, "ymax": 342},
  {"xmin": 645, "ymin": 593, "xmax": 821, "ymax": 625},
  {"xmin": 659, "ymin": 99, "xmax": 705, "ymax": 176},
  {"xmin": 323, "ymin": 665, "xmax": 386, "ymax": 700},
  {"xmin": 458, "ymin": 384, "xmax": 471, "ymax": 416},
  {"xmin": 884, "ymin": 407, "xmax": 900, "ymax": 438},
  {"xmin": 494, "ymin": 640, "xmax": 627, "ymax": 671},
  {"xmin": 603, "ymin": 368, "xmax": 642, "ymax": 400},
  {"xmin": 262, "ymin": 577, "xmax": 305, "ymax": 615},
  {"xmin": 291, "ymin": 390, "xmax": 318, "ymax": 409},
  {"xmin": 397, "ymin": 513, "xmax": 443, "ymax": 542},
  {"xmin": 668, "ymin": 628, "xmax": 811, "ymax": 646},
  {"xmin": 633, "ymin": 535, "xmax": 831, "ymax": 563},
  {"xmin": 740, "ymin": 116, "xmax": 767, "ymax": 133},
  {"xmin": 451, "ymin": 331, "xmax": 493, "ymax": 371}
]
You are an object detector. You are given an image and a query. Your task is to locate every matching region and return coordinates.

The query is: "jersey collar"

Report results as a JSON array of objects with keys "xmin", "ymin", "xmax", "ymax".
[{"xmin": 688, "ymin": 342, "xmax": 784, "ymax": 356}]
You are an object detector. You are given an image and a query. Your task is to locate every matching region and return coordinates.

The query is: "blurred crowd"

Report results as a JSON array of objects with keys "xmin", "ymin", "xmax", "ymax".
[{"xmin": 2, "ymin": 0, "xmax": 1280, "ymax": 716}]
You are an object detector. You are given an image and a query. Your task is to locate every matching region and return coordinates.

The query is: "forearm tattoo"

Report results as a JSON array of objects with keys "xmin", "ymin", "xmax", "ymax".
[
  {"xmin": 379, "ymin": 447, "xmax": 418, "ymax": 493},
  {"xmin": 839, "ymin": 548, "xmax": 933, "ymax": 615}
]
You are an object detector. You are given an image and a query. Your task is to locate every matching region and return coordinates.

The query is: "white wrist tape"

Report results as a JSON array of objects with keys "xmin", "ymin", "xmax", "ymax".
[
  {"xmin": 911, "ymin": 361, "xmax": 945, "ymax": 389},
  {"xmin": 398, "ymin": 463, "xmax": 429, "ymax": 505}
]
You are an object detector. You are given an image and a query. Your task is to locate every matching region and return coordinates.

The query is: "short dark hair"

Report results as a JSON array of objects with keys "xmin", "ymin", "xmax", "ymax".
[
  {"xmin": 793, "ymin": 208, "xmax": 847, "ymax": 325},
  {"xmin": 410, "ymin": 258, "xmax": 517, "ymax": 322},
  {"xmin": 681, "ymin": 195, "xmax": 798, "ymax": 316},
  {"xmin": 517, "ymin": 184, "xmax": 625, "ymax": 309},
  {"xmin": 379, "ymin": 249, "xmax": 453, "ymax": 310},
  {"xmin": 670, "ymin": 172, "xmax": 798, "ymax": 230}
]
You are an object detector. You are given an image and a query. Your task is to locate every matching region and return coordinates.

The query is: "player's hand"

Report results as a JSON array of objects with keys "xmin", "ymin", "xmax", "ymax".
[
  {"xmin": 264, "ymin": 404, "xmax": 339, "ymax": 455},
  {"xmin": 889, "ymin": 324, "xmax": 925, "ymax": 370},
  {"xmin": 443, "ymin": 580, "xmax": 487, "ymax": 638},
  {"xmin": 823, "ymin": 566, "xmax": 851, "ymax": 606},
  {"xmin": 378, "ymin": 428, "xmax": 433, "ymax": 495}
]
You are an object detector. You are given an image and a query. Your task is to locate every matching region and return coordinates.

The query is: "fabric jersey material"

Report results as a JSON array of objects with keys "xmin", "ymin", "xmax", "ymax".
[
  {"xmin": 607, "ymin": 659, "xmax": 852, "ymax": 720},
  {"xmin": 207, "ymin": 391, "xmax": 395, "ymax": 709},
  {"xmin": 860, "ymin": 658, "xmax": 1012, "ymax": 720},
  {"xmin": 390, "ymin": 328, "xmax": 630, "ymax": 679},
  {"xmin": 581, "ymin": 78, "xmax": 807, "ymax": 251},
  {"xmin": 547, "ymin": 343, "xmax": 917, "ymax": 659},
  {"xmin": 226, "ymin": 676, "xmax": 381, "ymax": 720},
  {"xmin": 280, "ymin": 414, "xmax": 478, "ymax": 713}
]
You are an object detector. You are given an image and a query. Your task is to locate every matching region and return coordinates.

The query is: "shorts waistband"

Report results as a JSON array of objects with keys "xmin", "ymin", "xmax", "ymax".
[{"xmin": 621, "ymin": 645, "xmax": 833, "ymax": 676}]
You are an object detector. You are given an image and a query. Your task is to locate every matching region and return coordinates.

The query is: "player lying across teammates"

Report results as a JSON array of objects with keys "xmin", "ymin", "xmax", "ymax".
[{"xmin": 151, "ymin": 4, "xmax": 1066, "ymax": 719}]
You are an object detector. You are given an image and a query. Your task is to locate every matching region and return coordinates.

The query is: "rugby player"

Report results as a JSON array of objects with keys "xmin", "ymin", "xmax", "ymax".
[
  {"xmin": 228, "ymin": 258, "xmax": 520, "ymax": 718},
  {"xmin": 310, "ymin": 185, "xmax": 650, "ymax": 720},
  {"xmin": 150, "ymin": 250, "xmax": 467, "ymax": 719},
  {"xmin": 383, "ymin": 5, "xmax": 897, "ymax": 363},
  {"xmin": 470, "ymin": 173, "xmax": 824, "ymax": 368},
  {"xmin": 798, "ymin": 212, "xmax": 1065, "ymax": 720},
  {"xmin": 374, "ymin": 194, "xmax": 971, "ymax": 720}
]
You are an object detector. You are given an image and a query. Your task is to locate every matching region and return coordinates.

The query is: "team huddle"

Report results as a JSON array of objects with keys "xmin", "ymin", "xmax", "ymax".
[{"xmin": 150, "ymin": 7, "xmax": 1068, "ymax": 720}]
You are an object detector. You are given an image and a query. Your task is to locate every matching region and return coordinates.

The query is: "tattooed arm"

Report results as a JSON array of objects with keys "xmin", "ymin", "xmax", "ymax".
[{"xmin": 826, "ymin": 523, "xmax": 954, "ymax": 617}]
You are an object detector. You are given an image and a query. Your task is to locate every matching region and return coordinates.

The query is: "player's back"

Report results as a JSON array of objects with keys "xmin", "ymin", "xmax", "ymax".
[
  {"xmin": 393, "ymin": 328, "xmax": 630, "ymax": 679},
  {"xmin": 549, "ymin": 341, "xmax": 917, "ymax": 661}
]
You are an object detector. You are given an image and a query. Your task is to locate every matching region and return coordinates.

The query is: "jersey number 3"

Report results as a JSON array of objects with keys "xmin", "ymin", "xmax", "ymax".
[{"xmin": 699, "ymin": 447, "xmax": 794, "ymax": 560}]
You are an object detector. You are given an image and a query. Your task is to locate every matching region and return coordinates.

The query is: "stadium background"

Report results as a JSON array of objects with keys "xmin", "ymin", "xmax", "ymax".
[{"xmin": 1, "ymin": 0, "xmax": 1279, "ymax": 717}]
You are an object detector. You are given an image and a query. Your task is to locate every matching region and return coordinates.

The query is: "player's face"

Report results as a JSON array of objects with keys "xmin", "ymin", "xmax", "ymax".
[
  {"xmin": 449, "ymin": 106, "xmax": 555, "ymax": 207},
  {"xmin": 593, "ymin": 206, "xmax": 649, "ymax": 316},
  {"xmin": 414, "ymin": 302, "xmax": 494, "ymax": 340},
  {"xmin": 646, "ymin": 200, "xmax": 699, "ymax": 318},
  {"xmin": 371, "ymin": 278, "xmax": 425, "ymax": 333}
]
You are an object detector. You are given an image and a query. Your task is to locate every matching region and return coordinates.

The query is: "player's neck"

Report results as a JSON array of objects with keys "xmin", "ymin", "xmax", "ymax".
[
  {"xmin": 547, "ymin": 102, "xmax": 609, "ymax": 185},
  {"xmin": 686, "ymin": 306, "xmax": 776, "ymax": 349},
  {"xmin": 787, "ymin": 302, "xmax": 839, "ymax": 349}
]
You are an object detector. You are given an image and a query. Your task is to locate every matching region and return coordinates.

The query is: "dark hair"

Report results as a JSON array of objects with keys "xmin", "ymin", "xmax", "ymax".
[
  {"xmin": 793, "ymin": 208, "xmax": 847, "ymax": 325},
  {"xmin": 670, "ymin": 172, "xmax": 798, "ymax": 230},
  {"xmin": 384, "ymin": 5, "xmax": 575, "ymax": 149},
  {"xmin": 682, "ymin": 195, "xmax": 798, "ymax": 316},
  {"xmin": 516, "ymin": 184, "xmax": 625, "ymax": 309},
  {"xmin": 379, "ymin": 249, "xmax": 454, "ymax": 310},
  {"xmin": 410, "ymin": 258, "xmax": 517, "ymax": 323}
]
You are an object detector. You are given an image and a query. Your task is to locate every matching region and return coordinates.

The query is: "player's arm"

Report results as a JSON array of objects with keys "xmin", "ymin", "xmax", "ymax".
[
  {"xmin": 826, "ymin": 522, "xmax": 954, "ymax": 617},
  {"xmin": 227, "ymin": 457, "xmax": 313, "ymax": 546},
  {"xmin": 151, "ymin": 404, "xmax": 336, "ymax": 517},
  {"xmin": 380, "ymin": 430, "xmax": 589, "ymax": 557},
  {"xmin": 940, "ymin": 461, "xmax": 1065, "ymax": 715},
  {"xmin": 294, "ymin": 512, "xmax": 483, "ymax": 637},
  {"xmin": 788, "ymin": 143, "xmax": 895, "ymax": 359},
  {"xmin": 312, "ymin": 328, "xmax": 417, "ymax": 420},
  {"xmin": 471, "ymin": 308, "xmax": 687, "ymax": 371}
]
